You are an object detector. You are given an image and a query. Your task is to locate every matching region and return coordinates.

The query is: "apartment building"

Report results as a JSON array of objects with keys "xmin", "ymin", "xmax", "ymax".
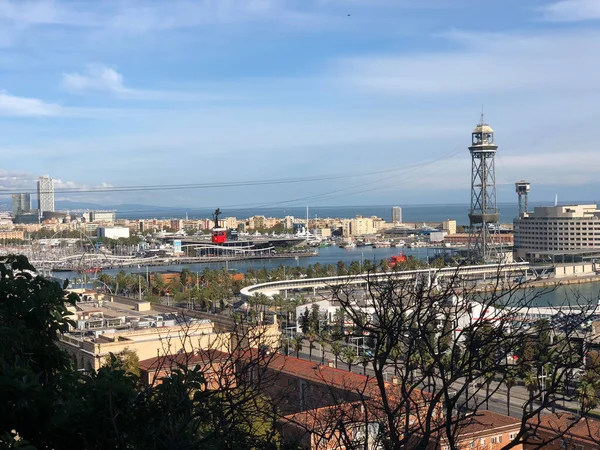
[{"xmin": 58, "ymin": 295, "xmax": 231, "ymax": 371}]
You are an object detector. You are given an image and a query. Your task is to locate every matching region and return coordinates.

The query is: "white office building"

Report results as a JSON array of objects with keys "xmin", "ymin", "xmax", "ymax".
[
  {"xmin": 89, "ymin": 210, "xmax": 116, "ymax": 223},
  {"xmin": 97, "ymin": 226, "xmax": 130, "ymax": 240},
  {"xmin": 514, "ymin": 204, "xmax": 600, "ymax": 259},
  {"xmin": 392, "ymin": 206, "xmax": 402, "ymax": 223},
  {"xmin": 37, "ymin": 175, "xmax": 54, "ymax": 214}
]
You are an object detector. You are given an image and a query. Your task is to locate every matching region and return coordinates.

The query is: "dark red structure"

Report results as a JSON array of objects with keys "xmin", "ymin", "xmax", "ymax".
[{"xmin": 211, "ymin": 208, "xmax": 227, "ymax": 244}]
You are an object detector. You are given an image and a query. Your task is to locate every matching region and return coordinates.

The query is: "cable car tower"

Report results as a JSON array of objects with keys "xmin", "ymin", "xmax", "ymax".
[{"xmin": 468, "ymin": 113, "xmax": 500, "ymax": 262}]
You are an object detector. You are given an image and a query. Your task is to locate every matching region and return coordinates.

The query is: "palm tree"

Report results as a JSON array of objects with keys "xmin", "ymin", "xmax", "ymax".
[
  {"xmin": 307, "ymin": 331, "xmax": 317, "ymax": 362},
  {"xmin": 331, "ymin": 340, "xmax": 343, "ymax": 369},
  {"xmin": 343, "ymin": 345, "xmax": 357, "ymax": 372},
  {"xmin": 484, "ymin": 369, "xmax": 495, "ymax": 411},
  {"xmin": 504, "ymin": 368, "xmax": 517, "ymax": 417},
  {"xmin": 318, "ymin": 332, "xmax": 329, "ymax": 365},
  {"xmin": 523, "ymin": 370, "xmax": 539, "ymax": 414},
  {"xmin": 292, "ymin": 335, "xmax": 303, "ymax": 359}
]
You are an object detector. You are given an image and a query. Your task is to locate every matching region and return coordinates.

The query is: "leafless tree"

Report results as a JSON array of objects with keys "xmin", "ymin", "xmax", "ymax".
[{"xmin": 291, "ymin": 266, "xmax": 600, "ymax": 449}]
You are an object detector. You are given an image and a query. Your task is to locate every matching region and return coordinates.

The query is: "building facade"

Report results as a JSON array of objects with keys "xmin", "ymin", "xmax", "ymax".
[
  {"xmin": 12, "ymin": 193, "xmax": 31, "ymax": 214},
  {"xmin": 37, "ymin": 175, "xmax": 54, "ymax": 214},
  {"xmin": 392, "ymin": 206, "xmax": 402, "ymax": 223},
  {"xmin": 97, "ymin": 226, "xmax": 130, "ymax": 239},
  {"xmin": 513, "ymin": 204, "xmax": 600, "ymax": 260},
  {"xmin": 89, "ymin": 210, "xmax": 116, "ymax": 223}
]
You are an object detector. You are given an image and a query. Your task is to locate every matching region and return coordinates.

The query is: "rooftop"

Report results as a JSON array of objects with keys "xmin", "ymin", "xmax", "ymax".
[{"xmin": 529, "ymin": 413, "xmax": 600, "ymax": 444}]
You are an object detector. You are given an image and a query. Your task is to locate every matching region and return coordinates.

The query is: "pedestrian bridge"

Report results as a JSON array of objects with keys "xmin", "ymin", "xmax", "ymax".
[{"xmin": 240, "ymin": 262, "xmax": 531, "ymax": 298}]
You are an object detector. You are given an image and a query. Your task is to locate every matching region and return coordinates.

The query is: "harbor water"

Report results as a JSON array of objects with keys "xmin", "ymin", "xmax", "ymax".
[{"xmin": 53, "ymin": 245, "xmax": 600, "ymax": 308}]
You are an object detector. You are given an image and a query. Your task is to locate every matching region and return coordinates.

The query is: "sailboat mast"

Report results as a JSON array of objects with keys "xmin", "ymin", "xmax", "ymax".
[{"xmin": 306, "ymin": 206, "xmax": 309, "ymax": 234}]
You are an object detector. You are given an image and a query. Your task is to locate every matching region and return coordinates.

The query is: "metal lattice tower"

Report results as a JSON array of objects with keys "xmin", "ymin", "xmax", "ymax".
[
  {"xmin": 515, "ymin": 181, "xmax": 530, "ymax": 217},
  {"xmin": 468, "ymin": 114, "xmax": 500, "ymax": 262}
]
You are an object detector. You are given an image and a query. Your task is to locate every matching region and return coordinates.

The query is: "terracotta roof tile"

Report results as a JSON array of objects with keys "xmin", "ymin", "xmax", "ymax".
[
  {"xmin": 138, "ymin": 348, "xmax": 230, "ymax": 372},
  {"xmin": 528, "ymin": 413, "xmax": 600, "ymax": 444}
]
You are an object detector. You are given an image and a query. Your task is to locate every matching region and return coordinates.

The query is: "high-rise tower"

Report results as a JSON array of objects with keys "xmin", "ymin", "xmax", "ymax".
[
  {"xmin": 392, "ymin": 206, "xmax": 402, "ymax": 223},
  {"xmin": 37, "ymin": 175, "xmax": 55, "ymax": 215},
  {"xmin": 12, "ymin": 193, "xmax": 31, "ymax": 214},
  {"xmin": 468, "ymin": 115, "xmax": 499, "ymax": 261}
]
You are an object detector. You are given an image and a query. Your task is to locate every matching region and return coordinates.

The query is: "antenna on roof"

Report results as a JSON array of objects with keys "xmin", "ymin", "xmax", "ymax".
[
  {"xmin": 479, "ymin": 104, "xmax": 485, "ymax": 126},
  {"xmin": 555, "ymin": 194, "xmax": 558, "ymax": 207}
]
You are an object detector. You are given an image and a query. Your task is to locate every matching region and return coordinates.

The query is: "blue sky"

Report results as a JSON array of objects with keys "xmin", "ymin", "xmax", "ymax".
[{"xmin": 0, "ymin": 0, "xmax": 600, "ymax": 209}]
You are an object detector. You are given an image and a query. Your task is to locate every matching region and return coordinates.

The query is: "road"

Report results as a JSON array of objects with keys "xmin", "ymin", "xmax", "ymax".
[{"xmin": 287, "ymin": 340, "xmax": 584, "ymax": 418}]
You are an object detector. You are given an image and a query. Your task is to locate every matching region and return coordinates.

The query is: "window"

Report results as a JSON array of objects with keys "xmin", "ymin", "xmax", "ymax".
[{"xmin": 509, "ymin": 433, "xmax": 515, "ymax": 440}]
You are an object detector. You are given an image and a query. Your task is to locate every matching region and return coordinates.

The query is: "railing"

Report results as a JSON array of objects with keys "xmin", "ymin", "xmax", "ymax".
[{"xmin": 239, "ymin": 262, "xmax": 531, "ymax": 298}]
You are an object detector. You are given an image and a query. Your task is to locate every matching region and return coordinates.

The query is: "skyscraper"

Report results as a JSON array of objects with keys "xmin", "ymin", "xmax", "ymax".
[
  {"xmin": 37, "ymin": 175, "xmax": 55, "ymax": 214},
  {"xmin": 12, "ymin": 193, "xmax": 31, "ymax": 214},
  {"xmin": 392, "ymin": 206, "xmax": 402, "ymax": 223}
]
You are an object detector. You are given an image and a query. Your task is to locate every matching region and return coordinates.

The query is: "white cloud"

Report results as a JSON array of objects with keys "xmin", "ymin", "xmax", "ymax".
[
  {"xmin": 0, "ymin": 0, "xmax": 341, "ymax": 35},
  {"xmin": 336, "ymin": 29, "xmax": 600, "ymax": 96},
  {"xmin": 60, "ymin": 64, "xmax": 226, "ymax": 102},
  {"xmin": 0, "ymin": 169, "xmax": 34, "ymax": 190},
  {"xmin": 0, "ymin": 91, "xmax": 62, "ymax": 117},
  {"xmin": 541, "ymin": 0, "xmax": 600, "ymax": 22},
  {"xmin": 61, "ymin": 65, "xmax": 126, "ymax": 95}
]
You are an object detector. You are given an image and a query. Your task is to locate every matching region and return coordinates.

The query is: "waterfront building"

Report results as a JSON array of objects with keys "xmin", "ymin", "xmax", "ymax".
[
  {"xmin": 89, "ymin": 210, "xmax": 116, "ymax": 223},
  {"xmin": 59, "ymin": 308, "xmax": 229, "ymax": 372},
  {"xmin": 97, "ymin": 226, "xmax": 130, "ymax": 239},
  {"xmin": 392, "ymin": 206, "xmax": 402, "ymax": 223},
  {"xmin": 13, "ymin": 210, "xmax": 40, "ymax": 225},
  {"xmin": 248, "ymin": 215, "xmax": 266, "ymax": 230},
  {"xmin": 446, "ymin": 233, "xmax": 513, "ymax": 247},
  {"xmin": 37, "ymin": 175, "xmax": 54, "ymax": 215},
  {"xmin": 0, "ymin": 230, "xmax": 25, "ymax": 240},
  {"xmin": 12, "ymin": 193, "xmax": 31, "ymax": 214},
  {"xmin": 312, "ymin": 227, "xmax": 331, "ymax": 239},
  {"xmin": 513, "ymin": 204, "xmax": 600, "ymax": 260},
  {"xmin": 170, "ymin": 219, "xmax": 183, "ymax": 231},
  {"xmin": 224, "ymin": 217, "xmax": 238, "ymax": 229},
  {"xmin": 442, "ymin": 219, "xmax": 457, "ymax": 235},
  {"xmin": 344, "ymin": 215, "xmax": 383, "ymax": 236},
  {"xmin": 284, "ymin": 216, "xmax": 294, "ymax": 231}
]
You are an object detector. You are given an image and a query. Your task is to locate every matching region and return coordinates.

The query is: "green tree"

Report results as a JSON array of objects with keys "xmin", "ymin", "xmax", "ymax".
[
  {"xmin": 150, "ymin": 272, "xmax": 166, "ymax": 296},
  {"xmin": 504, "ymin": 367, "xmax": 518, "ymax": 417},
  {"xmin": 342, "ymin": 345, "xmax": 357, "ymax": 372},
  {"xmin": 307, "ymin": 329, "xmax": 318, "ymax": 361},
  {"xmin": 102, "ymin": 348, "xmax": 140, "ymax": 377},
  {"xmin": 180, "ymin": 268, "xmax": 192, "ymax": 287},
  {"xmin": 292, "ymin": 335, "xmax": 303, "ymax": 359},
  {"xmin": 0, "ymin": 255, "xmax": 77, "ymax": 446},
  {"xmin": 299, "ymin": 307, "xmax": 310, "ymax": 334},
  {"xmin": 309, "ymin": 303, "xmax": 321, "ymax": 333},
  {"xmin": 331, "ymin": 340, "xmax": 343, "ymax": 369},
  {"xmin": 349, "ymin": 261, "xmax": 361, "ymax": 275},
  {"xmin": 523, "ymin": 370, "xmax": 539, "ymax": 414}
]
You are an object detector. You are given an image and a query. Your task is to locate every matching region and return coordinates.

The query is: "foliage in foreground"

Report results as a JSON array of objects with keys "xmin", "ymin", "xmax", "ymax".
[{"xmin": 0, "ymin": 255, "xmax": 279, "ymax": 450}]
